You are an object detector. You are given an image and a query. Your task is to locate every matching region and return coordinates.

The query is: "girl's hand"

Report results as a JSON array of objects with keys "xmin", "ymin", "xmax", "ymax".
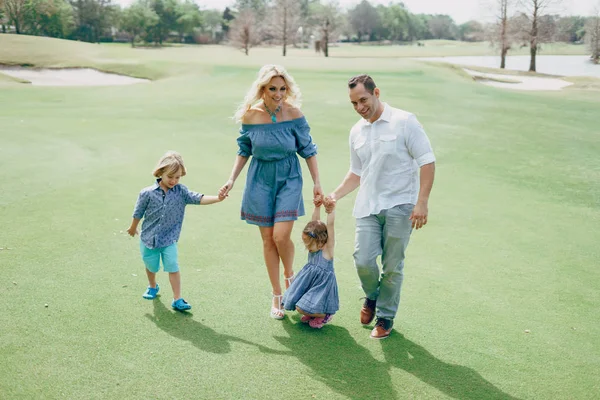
[
  {"xmin": 219, "ymin": 179, "xmax": 234, "ymax": 198},
  {"xmin": 313, "ymin": 194, "xmax": 323, "ymax": 207},
  {"xmin": 324, "ymin": 196, "xmax": 336, "ymax": 214},
  {"xmin": 127, "ymin": 227, "xmax": 138, "ymax": 237}
]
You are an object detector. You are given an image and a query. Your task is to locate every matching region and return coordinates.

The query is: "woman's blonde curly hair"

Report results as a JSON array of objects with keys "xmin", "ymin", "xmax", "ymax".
[{"xmin": 233, "ymin": 64, "xmax": 302, "ymax": 123}]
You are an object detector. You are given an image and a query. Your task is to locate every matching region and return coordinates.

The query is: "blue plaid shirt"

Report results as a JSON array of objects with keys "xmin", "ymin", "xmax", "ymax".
[{"xmin": 133, "ymin": 180, "xmax": 203, "ymax": 249}]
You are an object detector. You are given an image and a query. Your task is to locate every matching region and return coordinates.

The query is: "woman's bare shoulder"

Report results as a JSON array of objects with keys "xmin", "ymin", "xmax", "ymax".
[
  {"xmin": 242, "ymin": 107, "xmax": 266, "ymax": 124},
  {"xmin": 285, "ymin": 105, "xmax": 304, "ymax": 119}
]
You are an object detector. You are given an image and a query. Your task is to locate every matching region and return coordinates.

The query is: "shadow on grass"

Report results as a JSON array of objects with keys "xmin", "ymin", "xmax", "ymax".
[
  {"xmin": 274, "ymin": 319, "xmax": 520, "ymax": 400},
  {"xmin": 381, "ymin": 333, "xmax": 521, "ymax": 400},
  {"xmin": 274, "ymin": 319, "xmax": 397, "ymax": 400},
  {"xmin": 145, "ymin": 299, "xmax": 286, "ymax": 355}
]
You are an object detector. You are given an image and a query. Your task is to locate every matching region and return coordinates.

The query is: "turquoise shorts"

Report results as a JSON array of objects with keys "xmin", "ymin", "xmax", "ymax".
[{"xmin": 140, "ymin": 242, "xmax": 179, "ymax": 273}]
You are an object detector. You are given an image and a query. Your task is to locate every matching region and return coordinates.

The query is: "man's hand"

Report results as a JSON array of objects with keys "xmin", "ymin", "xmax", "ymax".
[{"xmin": 409, "ymin": 202, "xmax": 428, "ymax": 230}]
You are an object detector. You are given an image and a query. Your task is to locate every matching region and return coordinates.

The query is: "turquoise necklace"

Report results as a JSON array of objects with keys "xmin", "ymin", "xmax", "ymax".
[{"xmin": 264, "ymin": 103, "xmax": 281, "ymax": 123}]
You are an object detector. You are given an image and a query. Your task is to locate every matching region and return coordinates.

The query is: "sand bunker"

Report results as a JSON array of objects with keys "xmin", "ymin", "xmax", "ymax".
[
  {"xmin": 464, "ymin": 68, "xmax": 573, "ymax": 91},
  {"xmin": 0, "ymin": 66, "xmax": 150, "ymax": 86}
]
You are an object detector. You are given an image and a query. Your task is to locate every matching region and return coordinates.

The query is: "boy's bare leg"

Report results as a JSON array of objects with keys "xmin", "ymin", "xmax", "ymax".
[
  {"xmin": 145, "ymin": 269, "xmax": 157, "ymax": 288},
  {"xmin": 169, "ymin": 271, "xmax": 181, "ymax": 300}
]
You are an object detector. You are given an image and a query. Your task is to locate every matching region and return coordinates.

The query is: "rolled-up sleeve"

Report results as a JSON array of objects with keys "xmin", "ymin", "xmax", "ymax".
[
  {"xmin": 294, "ymin": 118, "xmax": 317, "ymax": 159},
  {"xmin": 406, "ymin": 115, "xmax": 435, "ymax": 167},
  {"xmin": 181, "ymin": 185, "xmax": 203, "ymax": 205},
  {"xmin": 132, "ymin": 190, "xmax": 149, "ymax": 219},
  {"xmin": 237, "ymin": 128, "xmax": 252, "ymax": 157}
]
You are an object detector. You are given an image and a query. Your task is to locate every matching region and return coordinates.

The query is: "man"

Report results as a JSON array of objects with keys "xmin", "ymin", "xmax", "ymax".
[{"xmin": 326, "ymin": 75, "xmax": 435, "ymax": 339}]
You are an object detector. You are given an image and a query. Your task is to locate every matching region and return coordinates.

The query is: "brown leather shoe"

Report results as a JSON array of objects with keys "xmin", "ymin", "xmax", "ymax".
[
  {"xmin": 370, "ymin": 318, "xmax": 393, "ymax": 339},
  {"xmin": 360, "ymin": 298, "xmax": 377, "ymax": 325}
]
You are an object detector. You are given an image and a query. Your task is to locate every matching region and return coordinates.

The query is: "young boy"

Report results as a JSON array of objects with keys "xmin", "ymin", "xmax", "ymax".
[{"xmin": 127, "ymin": 151, "xmax": 225, "ymax": 311}]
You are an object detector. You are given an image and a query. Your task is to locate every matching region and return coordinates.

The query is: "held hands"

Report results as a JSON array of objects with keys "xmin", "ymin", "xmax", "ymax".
[
  {"xmin": 313, "ymin": 183, "xmax": 324, "ymax": 201},
  {"xmin": 313, "ymin": 194, "xmax": 324, "ymax": 207},
  {"xmin": 219, "ymin": 179, "xmax": 234, "ymax": 199},
  {"xmin": 323, "ymin": 196, "xmax": 336, "ymax": 214},
  {"xmin": 409, "ymin": 201, "xmax": 428, "ymax": 230}
]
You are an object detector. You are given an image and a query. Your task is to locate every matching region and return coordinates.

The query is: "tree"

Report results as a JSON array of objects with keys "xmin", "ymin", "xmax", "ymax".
[
  {"xmin": 148, "ymin": 0, "xmax": 182, "ymax": 45},
  {"xmin": 69, "ymin": 0, "xmax": 116, "ymax": 42},
  {"xmin": 585, "ymin": 6, "xmax": 600, "ymax": 63},
  {"xmin": 221, "ymin": 6, "xmax": 234, "ymax": 35},
  {"xmin": 175, "ymin": 0, "xmax": 201, "ymax": 42},
  {"xmin": 519, "ymin": 0, "xmax": 562, "ymax": 72},
  {"xmin": 427, "ymin": 15, "xmax": 458, "ymax": 39},
  {"xmin": 271, "ymin": 0, "xmax": 301, "ymax": 56},
  {"xmin": 229, "ymin": 8, "xmax": 259, "ymax": 55},
  {"xmin": 555, "ymin": 16, "xmax": 585, "ymax": 42},
  {"xmin": 489, "ymin": 0, "xmax": 515, "ymax": 68},
  {"xmin": 3, "ymin": 0, "xmax": 27, "ymax": 33},
  {"xmin": 23, "ymin": 0, "xmax": 74, "ymax": 38},
  {"xmin": 121, "ymin": 0, "xmax": 158, "ymax": 46},
  {"xmin": 459, "ymin": 20, "xmax": 485, "ymax": 42},
  {"xmin": 308, "ymin": 0, "xmax": 342, "ymax": 57},
  {"xmin": 379, "ymin": 3, "xmax": 410, "ymax": 42},
  {"xmin": 349, "ymin": 0, "xmax": 380, "ymax": 41}
]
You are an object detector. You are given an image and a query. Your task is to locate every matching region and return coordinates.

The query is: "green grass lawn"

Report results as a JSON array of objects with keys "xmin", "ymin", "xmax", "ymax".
[{"xmin": 1, "ymin": 35, "xmax": 599, "ymax": 399}]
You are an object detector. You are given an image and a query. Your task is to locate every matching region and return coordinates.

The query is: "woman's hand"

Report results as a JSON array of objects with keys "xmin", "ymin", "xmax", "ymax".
[
  {"xmin": 313, "ymin": 183, "xmax": 323, "ymax": 202},
  {"xmin": 219, "ymin": 179, "xmax": 234, "ymax": 198}
]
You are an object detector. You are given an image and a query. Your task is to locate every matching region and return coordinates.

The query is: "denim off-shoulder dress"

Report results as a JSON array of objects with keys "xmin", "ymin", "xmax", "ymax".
[
  {"xmin": 237, "ymin": 116, "xmax": 317, "ymax": 227},
  {"xmin": 283, "ymin": 250, "xmax": 339, "ymax": 315}
]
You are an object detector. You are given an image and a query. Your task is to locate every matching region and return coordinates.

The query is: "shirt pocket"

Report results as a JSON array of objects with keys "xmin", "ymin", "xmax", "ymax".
[{"xmin": 379, "ymin": 133, "xmax": 397, "ymax": 154}]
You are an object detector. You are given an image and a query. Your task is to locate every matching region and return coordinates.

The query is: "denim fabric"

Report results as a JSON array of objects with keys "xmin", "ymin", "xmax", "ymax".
[{"xmin": 353, "ymin": 204, "xmax": 414, "ymax": 319}]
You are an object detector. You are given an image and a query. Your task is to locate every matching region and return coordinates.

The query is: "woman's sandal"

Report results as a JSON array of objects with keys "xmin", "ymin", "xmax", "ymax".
[
  {"xmin": 270, "ymin": 294, "xmax": 285, "ymax": 319},
  {"xmin": 284, "ymin": 274, "xmax": 295, "ymax": 290}
]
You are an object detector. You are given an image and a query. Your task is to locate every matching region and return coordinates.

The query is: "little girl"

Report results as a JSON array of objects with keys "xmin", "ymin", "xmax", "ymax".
[
  {"xmin": 127, "ymin": 151, "xmax": 225, "ymax": 311},
  {"xmin": 283, "ymin": 195, "xmax": 338, "ymax": 328}
]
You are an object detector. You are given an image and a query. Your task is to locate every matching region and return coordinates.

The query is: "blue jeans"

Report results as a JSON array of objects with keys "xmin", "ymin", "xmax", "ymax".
[{"xmin": 354, "ymin": 204, "xmax": 414, "ymax": 319}]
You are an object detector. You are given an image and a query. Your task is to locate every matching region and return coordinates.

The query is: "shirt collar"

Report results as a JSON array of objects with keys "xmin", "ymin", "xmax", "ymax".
[
  {"xmin": 378, "ymin": 103, "xmax": 391, "ymax": 123},
  {"xmin": 152, "ymin": 179, "xmax": 162, "ymax": 191},
  {"xmin": 363, "ymin": 102, "xmax": 391, "ymax": 126}
]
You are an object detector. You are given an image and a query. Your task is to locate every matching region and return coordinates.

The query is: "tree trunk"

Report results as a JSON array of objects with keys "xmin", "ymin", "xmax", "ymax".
[
  {"xmin": 529, "ymin": 44, "xmax": 537, "ymax": 71},
  {"xmin": 323, "ymin": 18, "xmax": 330, "ymax": 58},
  {"xmin": 529, "ymin": 6, "xmax": 538, "ymax": 72},
  {"xmin": 501, "ymin": 46, "xmax": 508, "ymax": 69},
  {"xmin": 282, "ymin": 4, "xmax": 287, "ymax": 56}
]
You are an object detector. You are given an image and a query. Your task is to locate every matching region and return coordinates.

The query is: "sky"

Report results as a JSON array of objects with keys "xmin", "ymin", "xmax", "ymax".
[{"xmin": 113, "ymin": 0, "xmax": 599, "ymax": 24}]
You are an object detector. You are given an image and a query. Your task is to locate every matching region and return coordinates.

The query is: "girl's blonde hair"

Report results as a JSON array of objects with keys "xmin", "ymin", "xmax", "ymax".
[
  {"xmin": 233, "ymin": 64, "xmax": 302, "ymax": 123},
  {"xmin": 152, "ymin": 151, "xmax": 187, "ymax": 178},
  {"xmin": 303, "ymin": 220, "xmax": 328, "ymax": 248}
]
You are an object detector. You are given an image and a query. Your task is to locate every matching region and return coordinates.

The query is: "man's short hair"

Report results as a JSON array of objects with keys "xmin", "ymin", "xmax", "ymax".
[{"xmin": 348, "ymin": 74, "xmax": 377, "ymax": 94}]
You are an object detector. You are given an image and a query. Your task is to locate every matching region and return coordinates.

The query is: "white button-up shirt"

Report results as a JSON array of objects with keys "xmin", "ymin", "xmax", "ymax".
[{"xmin": 349, "ymin": 103, "xmax": 435, "ymax": 218}]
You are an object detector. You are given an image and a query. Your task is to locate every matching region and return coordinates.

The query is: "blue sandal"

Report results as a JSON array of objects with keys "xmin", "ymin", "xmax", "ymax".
[
  {"xmin": 172, "ymin": 298, "xmax": 192, "ymax": 311},
  {"xmin": 142, "ymin": 284, "xmax": 160, "ymax": 299}
]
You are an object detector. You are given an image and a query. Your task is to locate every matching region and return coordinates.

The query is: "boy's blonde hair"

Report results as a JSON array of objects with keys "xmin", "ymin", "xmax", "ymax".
[
  {"xmin": 303, "ymin": 220, "xmax": 328, "ymax": 248},
  {"xmin": 233, "ymin": 64, "xmax": 302, "ymax": 123},
  {"xmin": 152, "ymin": 151, "xmax": 187, "ymax": 178}
]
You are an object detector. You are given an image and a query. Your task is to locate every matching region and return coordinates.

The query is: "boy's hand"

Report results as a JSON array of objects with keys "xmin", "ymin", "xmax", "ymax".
[
  {"xmin": 127, "ymin": 227, "xmax": 138, "ymax": 237},
  {"xmin": 313, "ymin": 194, "xmax": 323, "ymax": 207},
  {"xmin": 218, "ymin": 192, "xmax": 227, "ymax": 201},
  {"xmin": 323, "ymin": 196, "xmax": 336, "ymax": 214}
]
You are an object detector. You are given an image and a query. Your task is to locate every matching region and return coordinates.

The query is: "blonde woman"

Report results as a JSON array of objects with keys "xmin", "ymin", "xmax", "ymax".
[{"xmin": 219, "ymin": 65, "xmax": 322, "ymax": 319}]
